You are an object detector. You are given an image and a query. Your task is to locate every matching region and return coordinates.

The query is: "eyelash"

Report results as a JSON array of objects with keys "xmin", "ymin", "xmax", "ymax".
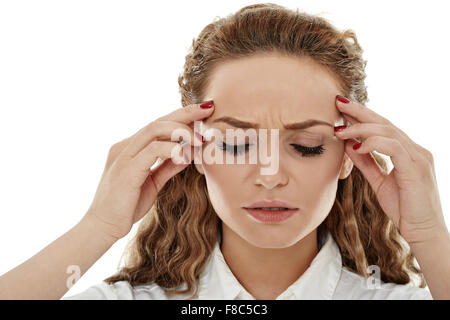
[{"xmin": 219, "ymin": 143, "xmax": 325, "ymax": 157}]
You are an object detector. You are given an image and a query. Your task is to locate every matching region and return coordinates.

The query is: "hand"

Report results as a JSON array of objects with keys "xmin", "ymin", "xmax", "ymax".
[
  {"xmin": 333, "ymin": 95, "xmax": 447, "ymax": 245},
  {"xmin": 82, "ymin": 101, "xmax": 214, "ymax": 241}
]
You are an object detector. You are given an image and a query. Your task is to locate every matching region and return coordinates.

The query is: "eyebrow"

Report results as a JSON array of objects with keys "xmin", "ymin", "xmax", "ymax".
[{"xmin": 212, "ymin": 116, "xmax": 333, "ymax": 130}]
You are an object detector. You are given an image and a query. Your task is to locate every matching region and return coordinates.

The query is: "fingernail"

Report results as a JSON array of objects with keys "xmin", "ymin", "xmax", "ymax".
[
  {"xmin": 334, "ymin": 125, "xmax": 347, "ymax": 132},
  {"xmin": 200, "ymin": 100, "xmax": 214, "ymax": 109},
  {"xmin": 194, "ymin": 132, "xmax": 205, "ymax": 144},
  {"xmin": 336, "ymin": 95, "xmax": 350, "ymax": 104},
  {"xmin": 353, "ymin": 142, "xmax": 362, "ymax": 150}
]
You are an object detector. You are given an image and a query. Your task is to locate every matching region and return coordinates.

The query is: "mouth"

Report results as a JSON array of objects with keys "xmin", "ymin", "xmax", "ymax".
[
  {"xmin": 243, "ymin": 199, "xmax": 298, "ymax": 210},
  {"xmin": 243, "ymin": 207, "xmax": 293, "ymax": 211},
  {"xmin": 243, "ymin": 207, "xmax": 298, "ymax": 223},
  {"xmin": 242, "ymin": 200, "xmax": 298, "ymax": 223}
]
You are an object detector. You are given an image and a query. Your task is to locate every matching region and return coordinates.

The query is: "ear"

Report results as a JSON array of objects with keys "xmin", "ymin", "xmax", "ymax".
[
  {"xmin": 339, "ymin": 152, "xmax": 353, "ymax": 180},
  {"xmin": 194, "ymin": 163, "xmax": 205, "ymax": 175},
  {"xmin": 193, "ymin": 147, "xmax": 205, "ymax": 175}
]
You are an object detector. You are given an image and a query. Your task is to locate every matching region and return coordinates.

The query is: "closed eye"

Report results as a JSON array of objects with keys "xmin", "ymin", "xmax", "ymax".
[
  {"xmin": 290, "ymin": 144, "xmax": 325, "ymax": 157},
  {"xmin": 219, "ymin": 142, "xmax": 252, "ymax": 156},
  {"xmin": 219, "ymin": 143, "xmax": 325, "ymax": 157}
]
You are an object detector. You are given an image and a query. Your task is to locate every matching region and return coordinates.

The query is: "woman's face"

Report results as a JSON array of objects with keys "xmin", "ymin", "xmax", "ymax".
[{"xmin": 194, "ymin": 52, "xmax": 353, "ymax": 248}]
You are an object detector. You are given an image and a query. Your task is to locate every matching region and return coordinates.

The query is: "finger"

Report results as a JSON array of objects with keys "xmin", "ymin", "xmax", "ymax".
[
  {"xmin": 129, "ymin": 140, "xmax": 192, "ymax": 187},
  {"xmin": 336, "ymin": 96, "xmax": 391, "ymax": 125},
  {"xmin": 156, "ymin": 101, "xmax": 215, "ymax": 124},
  {"xmin": 377, "ymin": 122, "xmax": 431, "ymax": 164},
  {"xmin": 343, "ymin": 138, "xmax": 387, "ymax": 193},
  {"xmin": 336, "ymin": 96, "xmax": 428, "ymax": 163},
  {"xmin": 122, "ymin": 101, "xmax": 214, "ymax": 158},
  {"xmin": 335, "ymin": 122, "xmax": 424, "ymax": 162},
  {"xmin": 104, "ymin": 136, "xmax": 134, "ymax": 170},
  {"xmin": 133, "ymin": 153, "xmax": 193, "ymax": 223},
  {"xmin": 411, "ymin": 142, "xmax": 434, "ymax": 164},
  {"xmin": 122, "ymin": 120, "xmax": 202, "ymax": 159},
  {"xmin": 337, "ymin": 113, "xmax": 362, "ymax": 144},
  {"xmin": 351, "ymin": 135, "xmax": 416, "ymax": 177},
  {"xmin": 149, "ymin": 156, "xmax": 191, "ymax": 196},
  {"xmin": 341, "ymin": 113, "xmax": 359, "ymax": 126}
]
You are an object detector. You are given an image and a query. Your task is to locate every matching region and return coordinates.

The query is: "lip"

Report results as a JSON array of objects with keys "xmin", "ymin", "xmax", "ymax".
[
  {"xmin": 244, "ymin": 208, "xmax": 297, "ymax": 223},
  {"xmin": 243, "ymin": 199, "xmax": 298, "ymax": 209}
]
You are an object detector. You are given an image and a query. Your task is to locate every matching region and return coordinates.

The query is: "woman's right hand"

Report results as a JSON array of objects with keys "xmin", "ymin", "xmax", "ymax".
[{"xmin": 82, "ymin": 101, "xmax": 214, "ymax": 242}]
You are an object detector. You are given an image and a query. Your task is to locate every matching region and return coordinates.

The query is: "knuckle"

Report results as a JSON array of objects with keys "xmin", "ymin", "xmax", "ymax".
[
  {"xmin": 415, "ymin": 142, "xmax": 434, "ymax": 163},
  {"xmin": 146, "ymin": 141, "xmax": 159, "ymax": 155},
  {"xmin": 142, "ymin": 121, "xmax": 157, "ymax": 135},
  {"xmin": 386, "ymin": 124, "xmax": 399, "ymax": 137},
  {"xmin": 173, "ymin": 124, "xmax": 194, "ymax": 142},
  {"xmin": 382, "ymin": 123, "xmax": 392, "ymax": 132},
  {"xmin": 422, "ymin": 146, "xmax": 432, "ymax": 157},
  {"xmin": 380, "ymin": 113, "xmax": 392, "ymax": 124},
  {"xmin": 108, "ymin": 138, "xmax": 134, "ymax": 166},
  {"xmin": 423, "ymin": 148, "xmax": 434, "ymax": 163},
  {"xmin": 108, "ymin": 142, "xmax": 122, "ymax": 156},
  {"xmin": 384, "ymin": 118, "xmax": 392, "ymax": 126},
  {"xmin": 349, "ymin": 122, "xmax": 360, "ymax": 130},
  {"xmin": 393, "ymin": 125, "xmax": 410, "ymax": 140},
  {"xmin": 147, "ymin": 121, "xmax": 169, "ymax": 141},
  {"xmin": 184, "ymin": 104, "xmax": 197, "ymax": 115},
  {"xmin": 346, "ymin": 123, "xmax": 359, "ymax": 134},
  {"xmin": 148, "ymin": 141, "xmax": 172, "ymax": 162},
  {"xmin": 355, "ymin": 102, "xmax": 363, "ymax": 110},
  {"xmin": 418, "ymin": 157, "xmax": 434, "ymax": 177},
  {"xmin": 366, "ymin": 134, "xmax": 376, "ymax": 143},
  {"xmin": 147, "ymin": 120, "xmax": 193, "ymax": 143},
  {"xmin": 383, "ymin": 124, "xmax": 407, "ymax": 145},
  {"xmin": 108, "ymin": 136, "xmax": 132, "ymax": 156},
  {"xmin": 362, "ymin": 136, "xmax": 374, "ymax": 146},
  {"xmin": 393, "ymin": 138, "xmax": 403, "ymax": 149},
  {"xmin": 375, "ymin": 135, "xmax": 387, "ymax": 147},
  {"xmin": 108, "ymin": 143, "xmax": 118, "ymax": 153},
  {"xmin": 377, "ymin": 114, "xmax": 392, "ymax": 126}
]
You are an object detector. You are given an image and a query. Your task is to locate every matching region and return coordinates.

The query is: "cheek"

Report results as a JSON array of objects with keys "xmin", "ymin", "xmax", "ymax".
[
  {"xmin": 201, "ymin": 162, "xmax": 248, "ymax": 216},
  {"xmin": 294, "ymin": 153, "xmax": 343, "ymax": 216}
]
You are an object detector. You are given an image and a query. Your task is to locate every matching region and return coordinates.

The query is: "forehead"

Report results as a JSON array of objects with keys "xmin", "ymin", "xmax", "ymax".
[{"xmin": 203, "ymin": 53, "xmax": 343, "ymax": 120}]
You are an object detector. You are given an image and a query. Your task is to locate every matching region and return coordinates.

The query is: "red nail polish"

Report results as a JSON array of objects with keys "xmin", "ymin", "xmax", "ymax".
[
  {"xmin": 194, "ymin": 132, "xmax": 206, "ymax": 143},
  {"xmin": 336, "ymin": 95, "xmax": 350, "ymax": 104},
  {"xmin": 200, "ymin": 100, "xmax": 214, "ymax": 109},
  {"xmin": 353, "ymin": 142, "xmax": 362, "ymax": 150},
  {"xmin": 334, "ymin": 125, "xmax": 347, "ymax": 132}
]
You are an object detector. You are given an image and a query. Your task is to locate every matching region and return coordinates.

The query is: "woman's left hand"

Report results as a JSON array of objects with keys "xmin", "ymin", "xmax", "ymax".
[{"xmin": 333, "ymin": 95, "xmax": 447, "ymax": 245}]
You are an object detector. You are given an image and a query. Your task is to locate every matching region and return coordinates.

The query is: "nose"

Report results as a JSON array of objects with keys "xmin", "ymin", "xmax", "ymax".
[
  {"xmin": 254, "ymin": 160, "xmax": 289, "ymax": 190},
  {"xmin": 252, "ymin": 129, "xmax": 289, "ymax": 189}
]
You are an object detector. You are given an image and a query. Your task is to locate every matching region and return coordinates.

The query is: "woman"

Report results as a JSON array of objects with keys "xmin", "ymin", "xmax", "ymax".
[{"xmin": 1, "ymin": 3, "xmax": 448, "ymax": 300}]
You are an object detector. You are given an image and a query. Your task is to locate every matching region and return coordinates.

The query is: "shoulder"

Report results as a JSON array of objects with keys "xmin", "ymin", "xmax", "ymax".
[
  {"xmin": 62, "ymin": 280, "xmax": 176, "ymax": 300},
  {"xmin": 333, "ymin": 267, "xmax": 433, "ymax": 300}
]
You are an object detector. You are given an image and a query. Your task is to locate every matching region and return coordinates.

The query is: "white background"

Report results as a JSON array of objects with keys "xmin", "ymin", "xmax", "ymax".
[{"xmin": 0, "ymin": 0, "xmax": 448, "ymax": 298}]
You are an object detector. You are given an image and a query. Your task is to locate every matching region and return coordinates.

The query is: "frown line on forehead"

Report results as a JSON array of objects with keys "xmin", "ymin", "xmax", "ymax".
[{"xmin": 212, "ymin": 116, "xmax": 333, "ymax": 130}]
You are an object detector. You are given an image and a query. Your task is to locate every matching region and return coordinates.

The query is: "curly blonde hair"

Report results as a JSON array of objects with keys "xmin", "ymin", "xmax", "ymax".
[{"xmin": 104, "ymin": 3, "xmax": 426, "ymax": 299}]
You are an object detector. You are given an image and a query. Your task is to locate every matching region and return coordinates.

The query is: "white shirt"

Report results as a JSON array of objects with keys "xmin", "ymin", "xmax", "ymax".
[{"xmin": 63, "ymin": 229, "xmax": 433, "ymax": 300}]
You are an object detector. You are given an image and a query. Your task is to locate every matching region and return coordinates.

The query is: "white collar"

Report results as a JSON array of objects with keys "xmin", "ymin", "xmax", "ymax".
[{"xmin": 197, "ymin": 228, "xmax": 342, "ymax": 300}]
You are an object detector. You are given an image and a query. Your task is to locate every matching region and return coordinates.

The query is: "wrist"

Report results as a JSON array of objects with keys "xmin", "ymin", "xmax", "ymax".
[
  {"xmin": 77, "ymin": 214, "xmax": 120, "ymax": 247},
  {"xmin": 401, "ymin": 215, "xmax": 448, "ymax": 244},
  {"xmin": 407, "ymin": 224, "xmax": 450, "ymax": 251}
]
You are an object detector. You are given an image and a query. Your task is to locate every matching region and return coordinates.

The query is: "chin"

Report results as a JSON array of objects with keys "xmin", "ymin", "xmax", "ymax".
[{"xmin": 242, "ymin": 233, "xmax": 301, "ymax": 249}]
